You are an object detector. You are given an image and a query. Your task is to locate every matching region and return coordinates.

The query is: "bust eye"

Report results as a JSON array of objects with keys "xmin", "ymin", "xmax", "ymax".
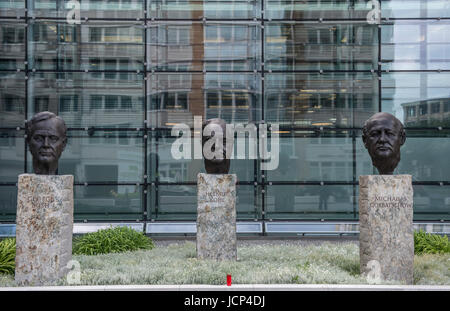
[
  {"xmin": 50, "ymin": 136, "xmax": 59, "ymax": 142},
  {"xmin": 33, "ymin": 135, "xmax": 43, "ymax": 142}
]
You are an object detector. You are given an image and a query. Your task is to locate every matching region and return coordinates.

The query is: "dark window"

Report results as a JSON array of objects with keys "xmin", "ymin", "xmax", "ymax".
[{"xmin": 419, "ymin": 104, "xmax": 428, "ymax": 115}]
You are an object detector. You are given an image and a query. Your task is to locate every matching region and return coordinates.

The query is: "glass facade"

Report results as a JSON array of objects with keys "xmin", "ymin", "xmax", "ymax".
[{"xmin": 0, "ymin": 0, "xmax": 449, "ymax": 226}]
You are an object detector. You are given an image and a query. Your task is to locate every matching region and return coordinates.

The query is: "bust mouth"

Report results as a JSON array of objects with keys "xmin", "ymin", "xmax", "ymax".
[{"xmin": 376, "ymin": 145, "xmax": 392, "ymax": 152}]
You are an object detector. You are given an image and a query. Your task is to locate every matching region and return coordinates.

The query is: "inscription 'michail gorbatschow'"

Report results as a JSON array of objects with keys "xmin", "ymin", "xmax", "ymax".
[{"xmin": 369, "ymin": 195, "xmax": 412, "ymax": 208}]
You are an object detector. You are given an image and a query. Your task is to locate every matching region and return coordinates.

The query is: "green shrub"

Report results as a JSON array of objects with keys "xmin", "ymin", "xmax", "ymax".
[
  {"xmin": 414, "ymin": 230, "xmax": 450, "ymax": 255},
  {"xmin": 72, "ymin": 226, "xmax": 154, "ymax": 256},
  {"xmin": 0, "ymin": 238, "xmax": 16, "ymax": 275}
]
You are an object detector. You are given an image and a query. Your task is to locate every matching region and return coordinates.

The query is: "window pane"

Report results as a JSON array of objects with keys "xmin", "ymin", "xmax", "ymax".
[
  {"xmin": 148, "ymin": 73, "xmax": 261, "ymax": 127},
  {"xmin": 0, "ymin": 0, "xmax": 25, "ymax": 17},
  {"xmin": 266, "ymin": 185, "xmax": 357, "ymax": 220},
  {"xmin": 382, "ymin": 72, "xmax": 450, "ymax": 128},
  {"xmin": 412, "ymin": 185, "xmax": 450, "ymax": 221},
  {"xmin": 149, "ymin": 22, "xmax": 261, "ymax": 72},
  {"xmin": 265, "ymin": 0, "xmax": 374, "ymax": 20},
  {"xmin": 74, "ymin": 185, "xmax": 142, "ymax": 221},
  {"xmin": 29, "ymin": 21, "xmax": 143, "ymax": 72},
  {"xmin": 266, "ymin": 132, "xmax": 355, "ymax": 182},
  {"xmin": 0, "ymin": 23, "xmax": 25, "ymax": 70},
  {"xmin": 382, "ymin": 21, "xmax": 450, "ymax": 70},
  {"xmin": 0, "ymin": 130, "xmax": 24, "ymax": 182},
  {"xmin": 265, "ymin": 22, "xmax": 378, "ymax": 71},
  {"xmin": 0, "ymin": 72, "xmax": 25, "ymax": 128},
  {"xmin": 381, "ymin": 0, "xmax": 450, "ymax": 19},
  {"xmin": 0, "ymin": 186, "xmax": 17, "ymax": 221},
  {"xmin": 29, "ymin": 0, "xmax": 144, "ymax": 19},
  {"xmin": 28, "ymin": 72, "xmax": 144, "ymax": 128},
  {"xmin": 265, "ymin": 73, "xmax": 378, "ymax": 128},
  {"xmin": 149, "ymin": 0, "xmax": 261, "ymax": 19}
]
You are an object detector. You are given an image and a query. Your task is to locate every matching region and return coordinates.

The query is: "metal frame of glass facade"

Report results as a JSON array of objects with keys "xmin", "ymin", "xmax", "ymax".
[{"xmin": 1, "ymin": 1, "xmax": 449, "ymax": 234}]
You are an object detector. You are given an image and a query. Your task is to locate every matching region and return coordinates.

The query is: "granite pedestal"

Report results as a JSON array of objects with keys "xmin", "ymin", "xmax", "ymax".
[
  {"xmin": 359, "ymin": 175, "xmax": 414, "ymax": 284},
  {"xmin": 197, "ymin": 173, "xmax": 237, "ymax": 261},
  {"xmin": 15, "ymin": 174, "xmax": 74, "ymax": 286}
]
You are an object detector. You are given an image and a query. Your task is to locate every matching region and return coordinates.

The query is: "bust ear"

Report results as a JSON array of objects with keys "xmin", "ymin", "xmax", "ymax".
[
  {"xmin": 362, "ymin": 134, "xmax": 368, "ymax": 149},
  {"xmin": 61, "ymin": 136, "xmax": 68, "ymax": 151},
  {"xmin": 400, "ymin": 130, "xmax": 406, "ymax": 146}
]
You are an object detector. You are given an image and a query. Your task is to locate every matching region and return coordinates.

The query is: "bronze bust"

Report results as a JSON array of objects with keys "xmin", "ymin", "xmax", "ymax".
[
  {"xmin": 202, "ymin": 118, "xmax": 230, "ymax": 174},
  {"xmin": 362, "ymin": 112, "xmax": 406, "ymax": 175},
  {"xmin": 26, "ymin": 111, "xmax": 67, "ymax": 175}
]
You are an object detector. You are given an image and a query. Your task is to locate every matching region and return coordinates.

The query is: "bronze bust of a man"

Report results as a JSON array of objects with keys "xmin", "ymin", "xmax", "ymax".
[
  {"xmin": 26, "ymin": 111, "xmax": 67, "ymax": 175},
  {"xmin": 202, "ymin": 118, "xmax": 230, "ymax": 174},
  {"xmin": 362, "ymin": 112, "xmax": 406, "ymax": 175}
]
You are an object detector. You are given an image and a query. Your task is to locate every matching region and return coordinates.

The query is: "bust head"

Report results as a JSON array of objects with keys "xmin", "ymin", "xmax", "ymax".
[
  {"xmin": 26, "ymin": 111, "xmax": 67, "ymax": 175},
  {"xmin": 202, "ymin": 118, "xmax": 230, "ymax": 174},
  {"xmin": 362, "ymin": 112, "xmax": 406, "ymax": 175}
]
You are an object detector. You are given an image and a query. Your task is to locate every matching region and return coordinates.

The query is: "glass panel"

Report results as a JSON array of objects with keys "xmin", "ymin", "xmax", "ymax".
[
  {"xmin": 74, "ymin": 185, "xmax": 142, "ymax": 221},
  {"xmin": 148, "ymin": 73, "xmax": 261, "ymax": 127},
  {"xmin": 0, "ymin": 0, "xmax": 25, "ymax": 17},
  {"xmin": 28, "ymin": 20, "xmax": 144, "ymax": 72},
  {"xmin": 382, "ymin": 72, "xmax": 450, "ymax": 128},
  {"xmin": 149, "ymin": 0, "xmax": 261, "ymax": 19},
  {"xmin": 265, "ymin": 72, "xmax": 378, "ymax": 128},
  {"xmin": 266, "ymin": 185, "xmax": 357, "ymax": 220},
  {"xmin": 265, "ymin": 22, "xmax": 378, "ymax": 71},
  {"xmin": 29, "ymin": 0, "xmax": 144, "ymax": 19},
  {"xmin": 381, "ymin": 0, "xmax": 450, "ymax": 19},
  {"xmin": 0, "ymin": 130, "xmax": 24, "ymax": 182},
  {"xmin": 413, "ymin": 185, "xmax": 450, "ymax": 221},
  {"xmin": 0, "ymin": 186, "xmax": 17, "ymax": 221},
  {"xmin": 265, "ymin": 0, "xmax": 374, "ymax": 20},
  {"xmin": 148, "ymin": 22, "xmax": 261, "ymax": 71},
  {"xmin": 382, "ymin": 20, "xmax": 450, "ymax": 70},
  {"xmin": 26, "ymin": 130, "xmax": 144, "ymax": 183},
  {"xmin": 0, "ymin": 72, "xmax": 25, "ymax": 128},
  {"xmin": 151, "ymin": 184, "xmax": 257, "ymax": 220},
  {"xmin": 28, "ymin": 72, "xmax": 144, "ymax": 128},
  {"xmin": 0, "ymin": 22, "xmax": 25, "ymax": 70},
  {"xmin": 398, "ymin": 130, "xmax": 450, "ymax": 181},
  {"xmin": 149, "ymin": 132, "xmax": 254, "ymax": 183},
  {"xmin": 266, "ymin": 132, "xmax": 355, "ymax": 182},
  {"xmin": 153, "ymin": 185, "xmax": 197, "ymax": 220}
]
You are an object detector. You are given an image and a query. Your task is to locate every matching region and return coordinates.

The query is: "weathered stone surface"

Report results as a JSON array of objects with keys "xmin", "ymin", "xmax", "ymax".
[
  {"xmin": 359, "ymin": 175, "xmax": 414, "ymax": 284},
  {"xmin": 15, "ymin": 174, "xmax": 74, "ymax": 286},
  {"xmin": 197, "ymin": 173, "xmax": 237, "ymax": 261}
]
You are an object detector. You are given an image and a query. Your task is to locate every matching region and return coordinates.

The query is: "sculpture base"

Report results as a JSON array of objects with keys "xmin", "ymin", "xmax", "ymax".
[
  {"xmin": 359, "ymin": 175, "xmax": 414, "ymax": 284},
  {"xmin": 15, "ymin": 174, "xmax": 74, "ymax": 286},
  {"xmin": 197, "ymin": 173, "xmax": 237, "ymax": 261}
]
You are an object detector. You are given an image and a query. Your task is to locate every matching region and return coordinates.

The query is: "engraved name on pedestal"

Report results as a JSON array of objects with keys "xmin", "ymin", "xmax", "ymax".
[
  {"xmin": 197, "ymin": 173, "xmax": 237, "ymax": 261},
  {"xmin": 15, "ymin": 174, "xmax": 74, "ymax": 286},
  {"xmin": 359, "ymin": 175, "xmax": 414, "ymax": 284}
]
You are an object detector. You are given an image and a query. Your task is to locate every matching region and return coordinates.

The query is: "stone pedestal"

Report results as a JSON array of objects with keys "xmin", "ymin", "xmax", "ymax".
[
  {"xmin": 197, "ymin": 173, "xmax": 237, "ymax": 261},
  {"xmin": 359, "ymin": 175, "xmax": 414, "ymax": 284},
  {"xmin": 15, "ymin": 174, "xmax": 74, "ymax": 286}
]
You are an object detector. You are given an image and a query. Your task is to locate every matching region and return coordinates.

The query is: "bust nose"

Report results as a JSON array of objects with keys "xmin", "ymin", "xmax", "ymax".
[
  {"xmin": 379, "ymin": 131, "xmax": 387, "ymax": 142},
  {"xmin": 43, "ymin": 136, "xmax": 50, "ymax": 147}
]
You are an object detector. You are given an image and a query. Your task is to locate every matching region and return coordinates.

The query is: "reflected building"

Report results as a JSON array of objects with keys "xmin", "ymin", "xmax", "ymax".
[{"xmin": 402, "ymin": 98, "xmax": 450, "ymax": 127}]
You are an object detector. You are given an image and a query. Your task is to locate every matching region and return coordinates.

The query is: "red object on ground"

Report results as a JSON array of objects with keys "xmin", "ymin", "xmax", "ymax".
[{"xmin": 227, "ymin": 274, "xmax": 232, "ymax": 286}]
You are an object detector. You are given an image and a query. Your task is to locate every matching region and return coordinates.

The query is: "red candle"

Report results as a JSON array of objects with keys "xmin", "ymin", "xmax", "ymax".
[{"xmin": 227, "ymin": 274, "xmax": 232, "ymax": 286}]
